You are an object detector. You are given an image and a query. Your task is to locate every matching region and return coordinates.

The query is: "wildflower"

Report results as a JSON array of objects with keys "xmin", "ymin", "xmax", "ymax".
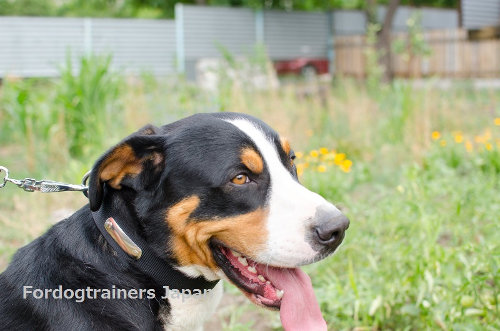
[
  {"xmin": 339, "ymin": 160, "xmax": 352, "ymax": 173},
  {"xmin": 305, "ymin": 130, "xmax": 313, "ymax": 137},
  {"xmin": 397, "ymin": 185, "xmax": 405, "ymax": 193},
  {"xmin": 295, "ymin": 152, "xmax": 303, "ymax": 159},
  {"xmin": 454, "ymin": 132, "xmax": 464, "ymax": 144},
  {"xmin": 317, "ymin": 165, "xmax": 327, "ymax": 173},
  {"xmin": 485, "ymin": 143, "xmax": 493, "ymax": 151},
  {"xmin": 296, "ymin": 163, "xmax": 305, "ymax": 176},
  {"xmin": 495, "ymin": 117, "xmax": 500, "ymax": 126},
  {"xmin": 309, "ymin": 150, "xmax": 319, "ymax": 158},
  {"xmin": 319, "ymin": 147, "xmax": 329, "ymax": 155},
  {"xmin": 465, "ymin": 140, "xmax": 473, "ymax": 153},
  {"xmin": 431, "ymin": 131, "xmax": 441, "ymax": 140},
  {"xmin": 484, "ymin": 129, "xmax": 492, "ymax": 140},
  {"xmin": 334, "ymin": 153, "xmax": 346, "ymax": 165},
  {"xmin": 475, "ymin": 135, "xmax": 485, "ymax": 144},
  {"xmin": 440, "ymin": 140, "xmax": 447, "ymax": 147}
]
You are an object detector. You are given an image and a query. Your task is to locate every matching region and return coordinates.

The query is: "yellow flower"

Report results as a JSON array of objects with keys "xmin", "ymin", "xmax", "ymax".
[
  {"xmin": 465, "ymin": 140, "xmax": 473, "ymax": 153},
  {"xmin": 485, "ymin": 143, "xmax": 493, "ymax": 151},
  {"xmin": 319, "ymin": 147, "xmax": 329, "ymax": 155},
  {"xmin": 431, "ymin": 131, "xmax": 441, "ymax": 140},
  {"xmin": 454, "ymin": 132, "xmax": 464, "ymax": 144},
  {"xmin": 475, "ymin": 135, "xmax": 485, "ymax": 144},
  {"xmin": 295, "ymin": 152, "xmax": 303, "ymax": 159},
  {"xmin": 309, "ymin": 150, "xmax": 319, "ymax": 158},
  {"xmin": 317, "ymin": 165, "xmax": 327, "ymax": 173},
  {"xmin": 495, "ymin": 117, "xmax": 500, "ymax": 126},
  {"xmin": 484, "ymin": 129, "xmax": 492, "ymax": 140},
  {"xmin": 342, "ymin": 159, "xmax": 353, "ymax": 170},
  {"xmin": 333, "ymin": 153, "xmax": 346, "ymax": 165},
  {"xmin": 440, "ymin": 140, "xmax": 447, "ymax": 147},
  {"xmin": 339, "ymin": 162, "xmax": 352, "ymax": 173},
  {"xmin": 296, "ymin": 163, "xmax": 305, "ymax": 176}
]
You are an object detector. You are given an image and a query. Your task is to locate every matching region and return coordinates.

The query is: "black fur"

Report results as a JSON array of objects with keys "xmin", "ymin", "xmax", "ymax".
[{"xmin": 0, "ymin": 113, "xmax": 295, "ymax": 329}]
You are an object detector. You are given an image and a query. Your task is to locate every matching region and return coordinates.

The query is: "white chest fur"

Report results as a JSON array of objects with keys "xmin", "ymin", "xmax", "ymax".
[{"xmin": 160, "ymin": 281, "xmax": 223, "ymax": 331}]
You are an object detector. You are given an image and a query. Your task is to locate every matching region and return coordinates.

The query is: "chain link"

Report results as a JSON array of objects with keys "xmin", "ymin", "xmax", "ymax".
[{"xmin": 0, "ymin": 166, "xmax": 89, "ymax": 196}]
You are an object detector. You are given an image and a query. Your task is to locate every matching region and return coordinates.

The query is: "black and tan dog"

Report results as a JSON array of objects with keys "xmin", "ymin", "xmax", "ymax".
[{"xmin": 0, "ymin": 113, "xmax": 349, "ymax": 330}]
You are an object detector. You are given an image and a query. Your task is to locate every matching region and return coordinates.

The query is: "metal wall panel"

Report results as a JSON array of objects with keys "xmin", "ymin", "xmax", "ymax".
[
  {"xmin": 0, "ymin": 17, "xmax": 176, "ymax": 77},
  {"xmin": 263, "ymin": 10, "xmax": 329, "ymax": 59},
  {"xmin": 92, "ymin": 19, "xmax": 176, "ymax": 75},
  {"xmin": 181, "ymin": 5, "xmax": 256, "ymax": 59},
  {"xmin": 332, "ymin": 11, "xmax": 366, "ymax": 35},
  {"xmin": 377, "ymin": 6, "xmax": 459, "ymax": 31},
  {"xmin": 462, "ymin": 0, "xmax": 500, "ymax": 29},
  {"xmin": 0, "ymin": 17, "xmax": 85, "ymax": 77}
]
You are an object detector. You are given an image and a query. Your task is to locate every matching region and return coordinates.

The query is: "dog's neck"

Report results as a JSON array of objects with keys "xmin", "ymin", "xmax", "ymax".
[{"xmin": 91, "ymin": 188, "xmax": 219, "ymax": 293}]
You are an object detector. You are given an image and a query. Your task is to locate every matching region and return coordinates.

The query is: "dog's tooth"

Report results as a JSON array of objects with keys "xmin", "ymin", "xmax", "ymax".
[
  {"xmin": 266, "ymin": 281, "xmax": 271, "ymax": 285},
  {"xmin": 276, "ymin": 289, "xmax": 284, "ymax": 299},
  {"xmin": 247, "ymin": 266, "xmax": 257, "ymax": 274},
  {"xmin": 238, "ymin": 256, "xmax": 248, "ymax": 266},
  {"xmin": 231, "ymin": 250, "xmax": 241, "ymax": 257},
  {"xmin": 258, "ymin": 275, "xmax": 266, "ymax": 282}
]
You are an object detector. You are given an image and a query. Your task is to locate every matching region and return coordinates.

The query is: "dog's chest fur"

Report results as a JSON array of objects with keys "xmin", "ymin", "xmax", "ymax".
[{"xmin": 160, "ymin": 282, "xmax": 223, "ymax": 331}]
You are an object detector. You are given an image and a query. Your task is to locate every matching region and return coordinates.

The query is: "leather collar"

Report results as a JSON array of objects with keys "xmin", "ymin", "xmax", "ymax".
[{"xmin": 91, "ymin": 189, "xmax": 219, "ymax": 293}]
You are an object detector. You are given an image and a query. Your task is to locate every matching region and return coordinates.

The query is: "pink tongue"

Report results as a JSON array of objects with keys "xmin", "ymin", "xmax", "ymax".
[{"xmin": 264, "ymin": 267, "xmax": 327, "ymax": 331}]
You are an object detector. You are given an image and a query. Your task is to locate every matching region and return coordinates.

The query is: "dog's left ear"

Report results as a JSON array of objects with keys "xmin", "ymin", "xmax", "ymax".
[{"xmin": 88, "ymin": 125, "xmax": 165, "ymax": 211}]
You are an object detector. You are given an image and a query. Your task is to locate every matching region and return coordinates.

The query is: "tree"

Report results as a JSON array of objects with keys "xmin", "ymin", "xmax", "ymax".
[{"xmin": 366, "ymin": 0, "xmax": 401, "ymax": 82}]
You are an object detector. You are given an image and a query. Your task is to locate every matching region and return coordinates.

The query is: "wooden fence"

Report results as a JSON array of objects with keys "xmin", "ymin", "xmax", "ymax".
[{"xmin": 334, "ymin": 29, "xmax": 500, "ymax": 78}]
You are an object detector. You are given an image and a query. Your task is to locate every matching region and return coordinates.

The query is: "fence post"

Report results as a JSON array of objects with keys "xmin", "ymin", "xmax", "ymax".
[
  {"xmin": 255, "ymin": 9, "xmax": 264, "ymax": 44},
  {"xmin": 175, "ymin": 3, "xmax": 185, "ymax": 74},
  {"xmin": 327, "ymin": 11, "xmax": 335, "ymax": 76}
]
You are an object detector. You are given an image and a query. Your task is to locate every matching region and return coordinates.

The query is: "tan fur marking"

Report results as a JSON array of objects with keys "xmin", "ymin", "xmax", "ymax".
[
  {"xmin": 99, "ymin": 145, "xmax": 142, "ymax": 189},
  {"xmin": 166, "ymin": 196, "xmax": 269, "ymax": 270},
  {"xmin": 280, "ymin": 137, "xmax": 291, "ymax": 156},
  {"xmin": 241, "ymin": 148, "xmax": 264, "ymax": 174}
]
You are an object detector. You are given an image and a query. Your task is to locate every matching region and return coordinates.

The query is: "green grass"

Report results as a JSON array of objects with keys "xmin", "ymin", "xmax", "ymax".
[{"xmin": 0, "ymin": 58, "xmax": 499, "ymax": 329}]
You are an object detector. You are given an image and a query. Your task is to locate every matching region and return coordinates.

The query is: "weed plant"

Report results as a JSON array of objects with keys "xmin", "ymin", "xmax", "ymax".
[{"xmin": 0, "ymin": 60, "xmax": 499, "ymax": 330}]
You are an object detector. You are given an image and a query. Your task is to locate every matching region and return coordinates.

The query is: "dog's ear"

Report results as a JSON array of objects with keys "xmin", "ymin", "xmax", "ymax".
[{"xmin": 88, "ymin": 125, "xmax": 165, "ymax": 211}]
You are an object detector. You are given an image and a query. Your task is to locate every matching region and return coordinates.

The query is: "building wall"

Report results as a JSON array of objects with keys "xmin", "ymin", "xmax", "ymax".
[{"xmin": 462, "ymin": 0, "xmax": 500, "ymax": 29}]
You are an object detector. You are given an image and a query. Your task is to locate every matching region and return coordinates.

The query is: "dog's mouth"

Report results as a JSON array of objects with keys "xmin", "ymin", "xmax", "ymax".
[{"xmin": 211, "ymin": 241, "xmax": 327, "ymax": 330}]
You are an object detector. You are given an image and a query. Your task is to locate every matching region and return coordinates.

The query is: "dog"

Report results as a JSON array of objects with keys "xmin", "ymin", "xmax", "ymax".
[{"xmin": 0, "ymin": 113, "xmax": 349, "ymax": 330}]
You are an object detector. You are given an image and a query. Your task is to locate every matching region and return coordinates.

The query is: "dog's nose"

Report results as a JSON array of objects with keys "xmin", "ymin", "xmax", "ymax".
[{"xmin": 313, "ymin": 214, "xmax": 349, "ymax": 247}]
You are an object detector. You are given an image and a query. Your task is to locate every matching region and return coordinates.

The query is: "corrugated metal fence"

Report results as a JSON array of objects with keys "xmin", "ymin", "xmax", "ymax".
[
  {"xmin": 0, "ymin": 5, "xmax": 458, "ymax": 78},
  {"xmin": 462, "ymin": 0, "xmax": 500, "ymax": 30},
  {"xmin": 0, "ymin": 17, "xmax": 176, "ymax": 77}
]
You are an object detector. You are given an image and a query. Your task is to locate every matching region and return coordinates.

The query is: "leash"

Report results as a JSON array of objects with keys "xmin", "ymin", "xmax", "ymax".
[
  {"xmin": 0, "ymin": 166, "xmax": 89, "ymax": 196},
  {"xmin": 0, "ymin": 165, "xmax": 219, "ymax": 292}
]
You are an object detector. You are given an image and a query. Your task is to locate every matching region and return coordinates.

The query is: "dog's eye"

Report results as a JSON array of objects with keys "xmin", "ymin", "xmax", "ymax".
[{"xmin": 231, "ymin": 174, "xmax": 250, "ymax": 185}]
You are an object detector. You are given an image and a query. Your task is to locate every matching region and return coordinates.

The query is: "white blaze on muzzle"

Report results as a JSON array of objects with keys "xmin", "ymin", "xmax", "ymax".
[{"xmin": 225, "ymin": 118, "xmax": 343, "ymax": 267}]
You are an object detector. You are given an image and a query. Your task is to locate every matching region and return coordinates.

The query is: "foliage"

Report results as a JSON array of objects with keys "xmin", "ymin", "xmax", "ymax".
[
  {"xmin": 364, "ymin": 23, "xmax": 385, "ymax": 90},
  {"xmin": 393, "ymin": 11, "xmax": 432, "ymax": 64},
  {"xmin": 0, "ymin": 0, "xmax": 459, "ymax": 18},
  {"xmin": 56, "ymin": 54, "xmax": 123, "ymax": 158},
  {"xmin": 1, "ymin": 71, "xmax": 499, "ymax": 330}
]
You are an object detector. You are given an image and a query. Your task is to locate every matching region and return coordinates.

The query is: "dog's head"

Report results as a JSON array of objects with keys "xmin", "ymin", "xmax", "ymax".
[{"xmin": 88, "ymin": 113, "xmax": 349, "ymax": 328}]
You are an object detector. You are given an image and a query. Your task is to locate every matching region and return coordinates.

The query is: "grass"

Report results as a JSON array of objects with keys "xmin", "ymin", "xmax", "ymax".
[{"xmin": 0, "ymin": 56, "xmax": 499, "ymax": 330}]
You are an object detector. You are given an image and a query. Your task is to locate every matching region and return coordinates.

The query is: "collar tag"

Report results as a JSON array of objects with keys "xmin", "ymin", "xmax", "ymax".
[{"xmin": 104, "ymin": 217, "xmax": 142, "ymax": 260}]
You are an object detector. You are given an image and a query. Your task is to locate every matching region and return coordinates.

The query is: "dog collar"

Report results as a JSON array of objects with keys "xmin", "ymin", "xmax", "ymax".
[{"xmin": 91, "ymin": 190, "xmax": 219, "ymax": 293}]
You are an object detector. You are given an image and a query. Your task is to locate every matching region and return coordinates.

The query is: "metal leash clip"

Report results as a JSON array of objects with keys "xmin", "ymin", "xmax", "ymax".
[{"xmin": 0, "ymin": 166, "xmax": 89, "ymax": 196}]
